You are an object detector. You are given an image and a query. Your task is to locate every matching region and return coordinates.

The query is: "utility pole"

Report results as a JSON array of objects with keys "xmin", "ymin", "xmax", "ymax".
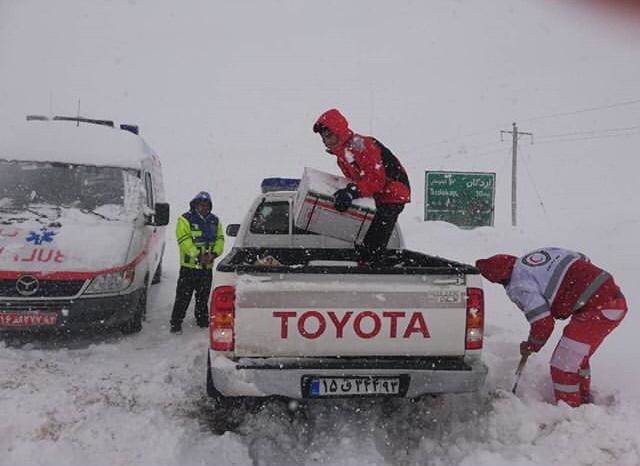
[{"xmin": 501, "ymin": 122, "xmax": 533, "ymax": 226}]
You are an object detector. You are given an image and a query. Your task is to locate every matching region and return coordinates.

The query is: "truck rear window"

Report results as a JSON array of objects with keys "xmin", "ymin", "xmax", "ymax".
[
  {"xmin": 250, "ymin": 201, "xmax": 289, "ymax": 234},
  {"xmin": 249, "ymin": 200, "xmax": 314, "ymax": 235}
]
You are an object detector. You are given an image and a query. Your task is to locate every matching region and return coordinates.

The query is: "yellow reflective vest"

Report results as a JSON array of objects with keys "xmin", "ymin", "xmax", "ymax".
[{"xmin": 176, "ymin": 211, "xmax": 224, "ymax": 270}]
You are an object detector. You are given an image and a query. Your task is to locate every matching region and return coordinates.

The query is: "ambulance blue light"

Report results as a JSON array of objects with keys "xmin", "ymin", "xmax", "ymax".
[{"xmin": 261, "ymin": 178, "xmax": 301, "ymax": 193}]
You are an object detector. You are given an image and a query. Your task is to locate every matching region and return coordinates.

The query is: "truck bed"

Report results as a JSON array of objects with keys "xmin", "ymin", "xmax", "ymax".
[
  {"xmin": 215, "ymin": 248, "xmax": 479, "ymax": 359},
  {"xmin": 217, "ymin": 247, "xmax": 479, "ymax": 276}
]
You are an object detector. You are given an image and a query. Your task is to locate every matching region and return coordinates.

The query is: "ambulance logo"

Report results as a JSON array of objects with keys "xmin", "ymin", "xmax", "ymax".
[
  {"xmin": 26, "ymin": 228, "xmax": 56, "ymax": 245},
  {"xmin": 522, "ymin": 251, "xmax": 551, "ymax": 267}
]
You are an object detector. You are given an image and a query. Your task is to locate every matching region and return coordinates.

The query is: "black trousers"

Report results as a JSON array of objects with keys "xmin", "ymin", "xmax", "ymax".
[
  {"xmin": 359, "ymin": 203, "xmax": 405, "ymax": 262},
  {"xmin": 170, "ymin": 266, "xmax": 213, "ymax": 325}
]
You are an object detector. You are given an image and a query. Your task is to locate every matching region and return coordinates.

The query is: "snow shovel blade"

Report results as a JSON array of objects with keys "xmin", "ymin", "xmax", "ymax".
[{"xmin": 511, "ymin": 354, "xmax": 529, "ymax": 394}]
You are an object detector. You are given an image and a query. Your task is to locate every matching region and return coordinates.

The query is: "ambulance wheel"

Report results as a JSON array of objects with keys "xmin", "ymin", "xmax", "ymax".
[
  {"xmin": 151, "ymin": 256, "xmax": 163, "ymax": 285},
  {"xmin": 121, "ymin": 288, "xmax": 146, "ymax": 334}
]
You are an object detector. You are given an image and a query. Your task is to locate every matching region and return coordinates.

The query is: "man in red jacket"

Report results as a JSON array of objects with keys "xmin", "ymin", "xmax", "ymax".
[
  {"xmin": 476, "ymin": 247, "xmax": 627, "ymax": 407},
  {"xmin": 313, "ymin": 108, "xmax": 411, "ymax": 264}
]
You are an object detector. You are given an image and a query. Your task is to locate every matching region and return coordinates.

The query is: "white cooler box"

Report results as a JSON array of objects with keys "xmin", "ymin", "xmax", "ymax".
[{"xmin": 293, "ymin": 167, "xmax": 376, "ymax": 244}]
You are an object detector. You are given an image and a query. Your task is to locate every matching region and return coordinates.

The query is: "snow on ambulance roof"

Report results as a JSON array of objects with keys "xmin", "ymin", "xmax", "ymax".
[{"xmin": 0, "ymin": 120, "xmax": 157, "ymax": 169}]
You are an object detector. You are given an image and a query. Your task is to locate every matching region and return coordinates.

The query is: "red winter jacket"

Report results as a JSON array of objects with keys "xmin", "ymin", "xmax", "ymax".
[{"xmin": 314, "ymin": 109, "xmax": 411, "ymax": 205}]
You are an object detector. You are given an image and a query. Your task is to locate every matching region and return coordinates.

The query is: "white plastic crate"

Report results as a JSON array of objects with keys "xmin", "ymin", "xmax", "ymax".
[{"xmin": 293, "ymin": 167, "xmax": 376, "ymax": 244}]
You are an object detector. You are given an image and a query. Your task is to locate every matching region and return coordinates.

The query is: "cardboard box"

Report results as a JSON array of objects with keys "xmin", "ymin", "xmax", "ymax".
[{"xmin": 293, "ymin": 167, "xmax": 376, "ymax": 244}]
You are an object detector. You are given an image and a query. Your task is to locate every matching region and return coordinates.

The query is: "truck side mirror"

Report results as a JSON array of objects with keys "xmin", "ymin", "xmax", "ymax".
[
  {"xmin": 154, "ymin": 202, "xmax": 170, "ymax": 226},
  {"xmin": 226, "ymin": 224, "xmax": 240, "ymax": 237}
]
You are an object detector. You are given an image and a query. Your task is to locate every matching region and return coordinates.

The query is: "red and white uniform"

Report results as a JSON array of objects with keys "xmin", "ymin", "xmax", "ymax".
[
  {"xmin": 477, "ymin": 247, "xmax": 627, "ymax": 407},
  {"xmin": 313, "ymin": 108, "xmax": 410, "ymax": 205}
]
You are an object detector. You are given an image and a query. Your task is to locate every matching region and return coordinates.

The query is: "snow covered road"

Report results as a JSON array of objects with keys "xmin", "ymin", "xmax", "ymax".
[{"xmin": 2, "ymin": 259, "xmax": 639, "ymax": 466}]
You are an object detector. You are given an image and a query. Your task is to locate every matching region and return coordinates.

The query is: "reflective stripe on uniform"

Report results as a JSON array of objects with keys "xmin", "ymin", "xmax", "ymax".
[
  {"xmin": 525, "ymin": 304, "xmax": 551, "ymax": 323},
  {"xmin": 602, "ymin": 308, "xmax": 625, "ymax": 321},
  {"xmin": 177, "ymin": 233, "xmax": 192, "ymax": 245},
  {"xmin": 553, "ymin": 382, "xmax": 580, "ymax": 393},
  {"xmin": 550, "ymin": 336, "xmax": 591, "ymax": 373},
  {"xmin": 543, "ymin": 255, "xmax": 576, "ymax": 300},
  {"xmin": 573, "ymin": 271, "xmax": 611, "ymax": 311}
]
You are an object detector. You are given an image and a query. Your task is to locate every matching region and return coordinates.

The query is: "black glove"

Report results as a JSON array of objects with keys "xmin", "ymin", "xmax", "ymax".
[{"xmin": 333, "ymin": 183, "xmax": 360, "ymax": 212}]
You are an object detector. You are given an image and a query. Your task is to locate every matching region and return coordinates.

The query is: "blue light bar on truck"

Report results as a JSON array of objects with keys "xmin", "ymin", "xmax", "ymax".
[{"xmin": 261, "ymin": 178, "xmax": 301, "ymax": 193}]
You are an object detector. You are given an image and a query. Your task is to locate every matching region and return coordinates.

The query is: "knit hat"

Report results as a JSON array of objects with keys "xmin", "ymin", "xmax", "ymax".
[{"xmin": 475, "ymin": 254, "xmax": 517, "ymax": 284}]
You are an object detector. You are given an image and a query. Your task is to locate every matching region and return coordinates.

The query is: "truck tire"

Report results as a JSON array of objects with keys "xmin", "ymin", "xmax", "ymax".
[
  {"xmin": 206, "ymin": 355, "xmax": 250, "ymax": 407},
  {"xmin": 206, "ymin": 355, "xmax": 220, "ymax": 398},
  {"xmin": 206, "ymin": 354, "xmax": 254, "ymax": 433},
  {"xmin": 121, "ymin": 287, "xmax": 146, "ymax": 334}
]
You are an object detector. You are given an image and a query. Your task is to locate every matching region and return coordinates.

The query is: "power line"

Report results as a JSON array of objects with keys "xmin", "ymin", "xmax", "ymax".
[
  {"xmin": 519, "ymin": 98, "xmax": 640, "ymax": 123},
  {"xmin": 519, "ymin": 145, "xmax": 548, "ymax": 221},
  {"xmin": 536, "ymin": 124, "xmax": 640, "ymax": 140},
  {"xmin": 535, "ymin": 129, "xmax": 640, "ymax": 145},
  {"xmin": 423, "ymin": 97, "xmax": 640, "ymax": 148}
]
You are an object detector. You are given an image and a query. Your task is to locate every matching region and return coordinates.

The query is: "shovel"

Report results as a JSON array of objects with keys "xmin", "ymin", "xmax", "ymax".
[{"xmin": 511, "ymin": 353, "xmax": 529, "ymax": 394}]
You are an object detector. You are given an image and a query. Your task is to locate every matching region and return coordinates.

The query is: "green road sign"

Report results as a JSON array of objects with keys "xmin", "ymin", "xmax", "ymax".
[{"xmin": 424, "ymin": 171, "xmax": 496, "ymax": 228}]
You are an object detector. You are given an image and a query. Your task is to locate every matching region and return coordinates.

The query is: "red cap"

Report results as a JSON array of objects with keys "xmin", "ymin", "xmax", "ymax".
[{"xmin": 475, "ymin": 254, "xmax": 517, "ymax": 284}]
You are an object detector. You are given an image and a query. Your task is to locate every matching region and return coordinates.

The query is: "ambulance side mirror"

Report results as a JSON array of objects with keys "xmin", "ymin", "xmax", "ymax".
[
  {"xmin": 226, "ymin": 224, "xmax": 240, "ymax": 237},
  {"xmin": 153, "ymin": 203, "xmax": 170, "ymax": 226}
]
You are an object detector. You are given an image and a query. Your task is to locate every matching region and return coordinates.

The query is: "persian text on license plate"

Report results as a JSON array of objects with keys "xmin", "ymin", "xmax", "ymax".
[
  {"xmin": 0, "ymin": 312, "xmax": 58, "ymax": 327},
  {"xmin": 308, "ymin": 376, "xmax": 401, "ymax": 397}
]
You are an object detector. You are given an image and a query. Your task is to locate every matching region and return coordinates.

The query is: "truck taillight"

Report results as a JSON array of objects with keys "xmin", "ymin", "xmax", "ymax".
[
  {"xmin": 466, "ymin": 287, "xmax": 484, "ymax": 350},
  {"xmin": 210, "ymin": 285, "xmax": 235, "ymax": 351}
]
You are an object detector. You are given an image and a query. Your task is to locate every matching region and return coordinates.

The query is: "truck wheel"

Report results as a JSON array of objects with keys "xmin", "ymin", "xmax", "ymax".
[
  {"xmin": 206, "ymin": 354, "xmax": 253, "ymax": 433},
  {"xmin": 206, "ymin": 355, "xmax": 219, "ymax": 398},
  {"xmin": 206, "ymin": 355, "xmax": 248, "ymax": 406},
  {"xmin": 121, "ymin": 288, "xmax": 146, "ymax": 334}
]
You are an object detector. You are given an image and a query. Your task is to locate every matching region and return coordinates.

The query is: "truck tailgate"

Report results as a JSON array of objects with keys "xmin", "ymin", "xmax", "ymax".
[{"xmin": 233, "ymin": 273, "xmax": 468, "ymax": 357}]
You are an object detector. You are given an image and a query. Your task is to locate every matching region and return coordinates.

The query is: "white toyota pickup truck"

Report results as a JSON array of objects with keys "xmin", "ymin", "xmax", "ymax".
[{"xmin": 206, "ymin": 178, "xmax": 487, "ymax": 407}]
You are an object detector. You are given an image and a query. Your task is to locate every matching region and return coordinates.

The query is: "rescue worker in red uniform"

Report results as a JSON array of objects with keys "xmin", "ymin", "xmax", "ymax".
[
  {"xmin": 313, "ymin": 108, "xmax": 411, "ymax": 264},
  {"xmin": 476, "ymin": 247, "xmax": 627, "ymax": 407}
]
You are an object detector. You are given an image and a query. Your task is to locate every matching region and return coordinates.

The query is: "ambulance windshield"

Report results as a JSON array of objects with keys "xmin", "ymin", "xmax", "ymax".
[{"xmin": 0, "ymin": 160, "xmax": 139, "ymax": 215}]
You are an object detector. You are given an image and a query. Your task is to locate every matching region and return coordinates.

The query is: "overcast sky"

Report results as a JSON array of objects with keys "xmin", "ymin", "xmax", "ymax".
[{"xmin": 2, "ymin": 0, "xmax": 640, "ymax": 230}]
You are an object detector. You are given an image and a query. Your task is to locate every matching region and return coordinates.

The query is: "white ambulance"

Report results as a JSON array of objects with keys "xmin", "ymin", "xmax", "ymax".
[{"xmin": 0, "ymin": 116, "xmax": 169, "ymax": 334}]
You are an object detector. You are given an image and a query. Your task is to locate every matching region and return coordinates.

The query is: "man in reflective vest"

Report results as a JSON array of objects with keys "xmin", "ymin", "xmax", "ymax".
[
  {"xmin": 170, "ymin": 191, "xmax": 224, "ymax": 333},
  {"xmin": 476, "ymin": 247, "xmax": 627, "ymax": 407}
]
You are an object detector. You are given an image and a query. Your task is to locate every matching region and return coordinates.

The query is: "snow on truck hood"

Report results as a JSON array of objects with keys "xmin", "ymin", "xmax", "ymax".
[
  {"xmin": 0, "ymin": 120, "xmax": 157, "ymax": 169},
  {"xmin": 0, "ymin": 211, "xmax": 136, "ymax": 274}
]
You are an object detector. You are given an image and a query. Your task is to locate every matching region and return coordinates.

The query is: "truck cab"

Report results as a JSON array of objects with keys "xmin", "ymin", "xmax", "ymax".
[{"xmin": 226, "ymin": 178, "xmax": 404, "ymax": 250}]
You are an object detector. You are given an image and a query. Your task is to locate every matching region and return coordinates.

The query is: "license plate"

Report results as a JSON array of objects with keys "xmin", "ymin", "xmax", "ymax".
[
  {"xmin": 306, "ymin": 376, "xmax": 402, "ymax": 397},
  {"xmin": 0, "ymin": 312, "xmax": 58, "ymax": 327}
]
